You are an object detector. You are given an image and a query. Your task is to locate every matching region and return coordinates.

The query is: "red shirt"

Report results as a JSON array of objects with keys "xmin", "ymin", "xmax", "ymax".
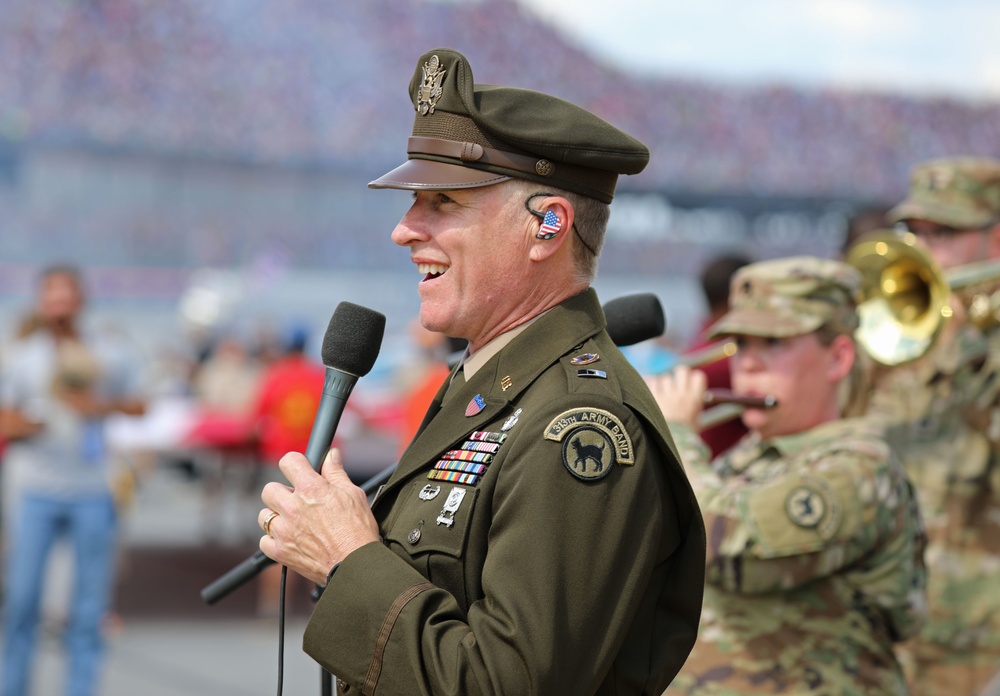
[{"xmin": 249, "ymin": 355, "xmax": 328, "ymax": 463}]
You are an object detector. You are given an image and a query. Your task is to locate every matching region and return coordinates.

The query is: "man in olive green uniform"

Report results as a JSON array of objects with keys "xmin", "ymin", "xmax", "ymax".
[
  {"xmin": 648, "ymin": 257, "xmax": 927, "ymax": 695},
  {"xmin": 256, "ymin": 48, "xmax": 706, "ymax": 695},
  {"xmin": 865, "ymin": 156, "xmax": 1000, "ymax": 695}
]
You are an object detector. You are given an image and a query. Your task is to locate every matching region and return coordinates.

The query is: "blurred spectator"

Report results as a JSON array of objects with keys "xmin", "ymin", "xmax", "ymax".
[
  {"xmin": 246, "ymin": 323, "xmax": 326, "ymax": 615},
  {"xmin": 248, "ymin": 323, "xmax": 326, "ymax": 467},
  {"xmin": 1, "ymin": 264, "xmax": 146, "ymax": 696},
  {"xmin": 190, "ymin": 333, "xmax": 261, "ymax": 418},
  {"xmin": 396, "ymin": 319, "xmax": 466, "ymax": 456},
  {"xmin": 686, "ymin": 253, "xmax": 752, "ymax": 457}
]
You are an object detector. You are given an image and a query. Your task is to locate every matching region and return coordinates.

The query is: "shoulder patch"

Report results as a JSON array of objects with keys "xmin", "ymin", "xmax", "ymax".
[
  {"xmin": 544, "ymin": 407, "xmax": 635, "ymax": 465},
  {"xmin": 747, "ymin": 474, "xmax": 844, "ymax": 557},
  {"xmin": 785, "ymin": 484, "xmax": 833, "ymax": 530}
]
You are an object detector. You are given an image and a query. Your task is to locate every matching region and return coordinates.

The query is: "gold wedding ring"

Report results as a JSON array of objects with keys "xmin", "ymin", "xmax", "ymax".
[{"xmin": 263, "ymin": 511, "xmax": 279, "ymax": 537}]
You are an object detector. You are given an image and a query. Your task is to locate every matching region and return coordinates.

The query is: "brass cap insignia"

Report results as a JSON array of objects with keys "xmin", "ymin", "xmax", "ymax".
[{"xmin": 416, "ymin": 55, "xmax": 446, "ymax": 115}]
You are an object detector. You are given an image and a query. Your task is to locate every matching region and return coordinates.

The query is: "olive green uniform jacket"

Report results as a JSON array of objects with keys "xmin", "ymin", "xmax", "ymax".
[{"xmin": 303, "ymin": 289, "xmax": 706, "ymax": 695}]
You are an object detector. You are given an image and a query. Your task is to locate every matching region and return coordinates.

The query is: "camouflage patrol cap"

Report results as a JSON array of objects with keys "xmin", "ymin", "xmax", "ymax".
[
  {"xmin": 888, "ymin": 156, "xmax": 1000, "ymax": 229},
  {"xmin": 709, "ymin": 256, "xmax": 861, "ymax": 339},
  {"xmin": 368, "ymin": 48, "xmax": 649, "ymax": 203}
]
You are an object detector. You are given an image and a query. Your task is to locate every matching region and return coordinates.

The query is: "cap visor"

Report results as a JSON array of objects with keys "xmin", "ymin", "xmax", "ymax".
[
  {"xmin": 369, "ymin": 159, "xmax": 512, "ymax": 191},
  {"xmin": 708, "ymin": 308, "xmax": 822, "ymax": 339},
  {"xmin": 888, "ymin": 199, "xmax": 992, "ymax": 229}
]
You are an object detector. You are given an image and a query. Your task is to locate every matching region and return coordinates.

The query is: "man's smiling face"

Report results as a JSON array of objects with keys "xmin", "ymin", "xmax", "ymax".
[{"xmin": 390, "ymin": 182, "xmax": 536, "ymax": 351}]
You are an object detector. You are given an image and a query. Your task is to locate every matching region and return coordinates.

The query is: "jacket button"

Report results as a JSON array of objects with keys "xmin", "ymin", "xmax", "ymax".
[{"xmin": 407, "ymin": 528, "xmax": 422, "ymax": 545}]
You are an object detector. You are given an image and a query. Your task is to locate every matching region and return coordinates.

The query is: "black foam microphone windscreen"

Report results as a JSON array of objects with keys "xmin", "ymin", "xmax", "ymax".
[{"xmin": 603, "ymin": 293, "xmax": 666, "ymax": 347}]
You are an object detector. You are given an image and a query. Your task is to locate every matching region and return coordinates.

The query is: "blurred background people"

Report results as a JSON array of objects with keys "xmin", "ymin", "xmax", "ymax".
[
  {"xmin": 859, "ymin": 156, "xmax": 1000, "ymax": 695},
  {"xmin": 685, "ymin": 253, "xmax": 752, "ymax": 457},
  {"xmin": 245, "ymin": 323, "xmax": 326, "ymax": 615},
  {"xmin": 1, "ymin": 265, "xmax": 146, "ymax": 696},
  {"xmin": 395, "ymin": 319, "xmax": 466, "ymax": 457},
  {"xmin": 648, "ymin": 256, "xmax": 927, "ymax": 694}
]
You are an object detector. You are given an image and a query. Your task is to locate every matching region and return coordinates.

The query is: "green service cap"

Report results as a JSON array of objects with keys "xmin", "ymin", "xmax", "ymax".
[
  {"xmin": 709, "ymin": 256, "xmax": 861, "ymax": 339},
  {"xmin": 369, "ymin": 48, "xmax": 649, "ymax": 203},
  {"xmin": 888, "ymin": 156, "xmax": 1000, "ymax": 230}
]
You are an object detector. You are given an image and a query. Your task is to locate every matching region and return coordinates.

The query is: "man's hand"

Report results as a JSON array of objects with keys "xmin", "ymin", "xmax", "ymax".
[
  {"xmin": 645, "ymin": 365, "xmax": 707, "ymax": 429},
  {"xmin": 259, "ymin": 448, "xmax": 381, "ymax": 585}
]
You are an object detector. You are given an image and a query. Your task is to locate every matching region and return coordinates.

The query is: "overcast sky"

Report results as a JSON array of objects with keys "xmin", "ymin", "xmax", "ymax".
[{"xmin": 516, "ymin": 0, "xmax": 1000, "ymax": 101}]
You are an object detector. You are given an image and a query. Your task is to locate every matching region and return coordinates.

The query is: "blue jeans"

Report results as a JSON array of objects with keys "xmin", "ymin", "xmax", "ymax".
[{"xmin": 2, "ymin": 493, "xmax": 118, "ymax": 696}]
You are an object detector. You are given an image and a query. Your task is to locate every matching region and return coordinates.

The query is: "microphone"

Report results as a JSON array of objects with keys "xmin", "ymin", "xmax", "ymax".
[
  {"xmin": 201, "ymin": 301, "xmax": 386, "ymax": 605},
  {"xmin": 304, "ymin": 302, "xmax": 387, "ymax": 469},
  {"xmin": 603, "ymin": 293, "xmax": 666, "ymax": 347}
]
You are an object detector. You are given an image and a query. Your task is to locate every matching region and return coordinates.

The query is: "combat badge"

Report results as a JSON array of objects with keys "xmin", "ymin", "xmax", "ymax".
[
  {"xmin": 502, "ymin": 408, "xmax": 522, "ymax": 431},
  {"xmin": 544, "ymin": 408, "xmax": 635, "ymax": 481}
]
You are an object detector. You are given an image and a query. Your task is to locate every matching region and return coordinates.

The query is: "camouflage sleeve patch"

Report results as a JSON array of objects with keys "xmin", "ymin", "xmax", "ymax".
[
  {"xmin": 745, "ymin": 474, "xmax": 849, "ymax": 558},
  {"xmin": 544, "ymin": 408, "xmax": 635, "ymax": 481}
]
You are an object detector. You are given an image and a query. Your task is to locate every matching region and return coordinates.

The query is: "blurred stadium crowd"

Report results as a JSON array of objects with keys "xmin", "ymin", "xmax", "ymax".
[{"xmin": 1, "ymin": 0, "xmax": 999, "ymax": 203}]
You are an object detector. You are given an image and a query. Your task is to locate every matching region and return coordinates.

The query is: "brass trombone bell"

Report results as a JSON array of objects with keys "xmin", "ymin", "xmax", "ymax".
[
  {"xmin": 845, "ymin": 230, "xmax": 950, "ymax": 366},
  {"xmin": 846, "ymin": 229, "xmax": 1000, "ymax": 365}
]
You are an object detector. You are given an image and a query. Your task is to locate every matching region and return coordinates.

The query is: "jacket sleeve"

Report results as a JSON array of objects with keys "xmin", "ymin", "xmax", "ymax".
[{"xmin": 302, "ymin": 395, "xmax": 678, "ymax": 696}]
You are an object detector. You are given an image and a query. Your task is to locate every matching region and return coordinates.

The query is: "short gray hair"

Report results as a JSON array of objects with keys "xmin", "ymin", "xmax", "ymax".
[{"xmin": 507, "ymin": 179, "xmax": 609, "ymax": 282}]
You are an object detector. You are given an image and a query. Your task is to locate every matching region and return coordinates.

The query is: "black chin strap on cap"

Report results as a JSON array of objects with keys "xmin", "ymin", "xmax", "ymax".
[{"xmin": 524, "ymin": 192, "xmax": 597, "ymax": 255}]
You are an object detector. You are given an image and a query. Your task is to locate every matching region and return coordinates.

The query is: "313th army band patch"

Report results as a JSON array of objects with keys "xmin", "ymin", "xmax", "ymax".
[{"xmin": 544, "ymin": 408, "xmax": 634, "ymax": 481}]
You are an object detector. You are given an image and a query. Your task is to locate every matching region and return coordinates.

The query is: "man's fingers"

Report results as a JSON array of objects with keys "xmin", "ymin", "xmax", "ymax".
[
  {"xmin": 277, "ymin": 450, "xmax": 320, "ymax": 487},
  {"xmin": 320, "ymin": 447, "xmax": 352, "ymax": 483}
]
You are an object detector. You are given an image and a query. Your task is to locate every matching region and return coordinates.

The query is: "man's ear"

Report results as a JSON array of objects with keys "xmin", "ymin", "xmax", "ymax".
[{"xmin": 528, "ymin": 197, "xmax": 574, "ymax": 262}]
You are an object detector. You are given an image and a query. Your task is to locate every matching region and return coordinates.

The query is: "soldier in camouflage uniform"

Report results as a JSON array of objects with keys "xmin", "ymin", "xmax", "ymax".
[
  {"xmin": 866, "ymin": 156, "xmax": 1000, "ymax": 696},
  {"xmin": 648, "ymin": 256, "xmax": 928, "ymax": 695}
]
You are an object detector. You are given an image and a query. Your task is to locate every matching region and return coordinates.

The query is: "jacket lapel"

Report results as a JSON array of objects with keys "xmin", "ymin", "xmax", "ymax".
[{"xmin": 381, "ymin": 289, "xmax": 606, "ymax": 499}]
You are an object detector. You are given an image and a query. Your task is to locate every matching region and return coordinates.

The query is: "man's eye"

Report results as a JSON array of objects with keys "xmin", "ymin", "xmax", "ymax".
[{"xmin": 766, "ymin": 337, "xmax": 782, "ymax": 347}]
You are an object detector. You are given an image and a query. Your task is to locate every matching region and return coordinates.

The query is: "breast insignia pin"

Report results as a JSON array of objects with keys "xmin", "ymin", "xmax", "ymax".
[
  {"xmin": 436, "ymin": 487, "xmax": 467, "ymax": 527},
  {"xmin": 570, "ymin": 353, "xmax": 599, "ymax": 366},
  {"xmin": 502, "ymin": 407, "xmax": 522, "ymax": 431}
]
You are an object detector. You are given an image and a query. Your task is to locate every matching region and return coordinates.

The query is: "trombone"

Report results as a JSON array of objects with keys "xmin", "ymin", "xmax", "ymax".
[
  {"xmin": 845, "ymin": 229, "xmax": 1000, "ymax": 366},
  {"xmin": 672, "ymin": 339, "xmax": 779, "ymax": 429}
]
